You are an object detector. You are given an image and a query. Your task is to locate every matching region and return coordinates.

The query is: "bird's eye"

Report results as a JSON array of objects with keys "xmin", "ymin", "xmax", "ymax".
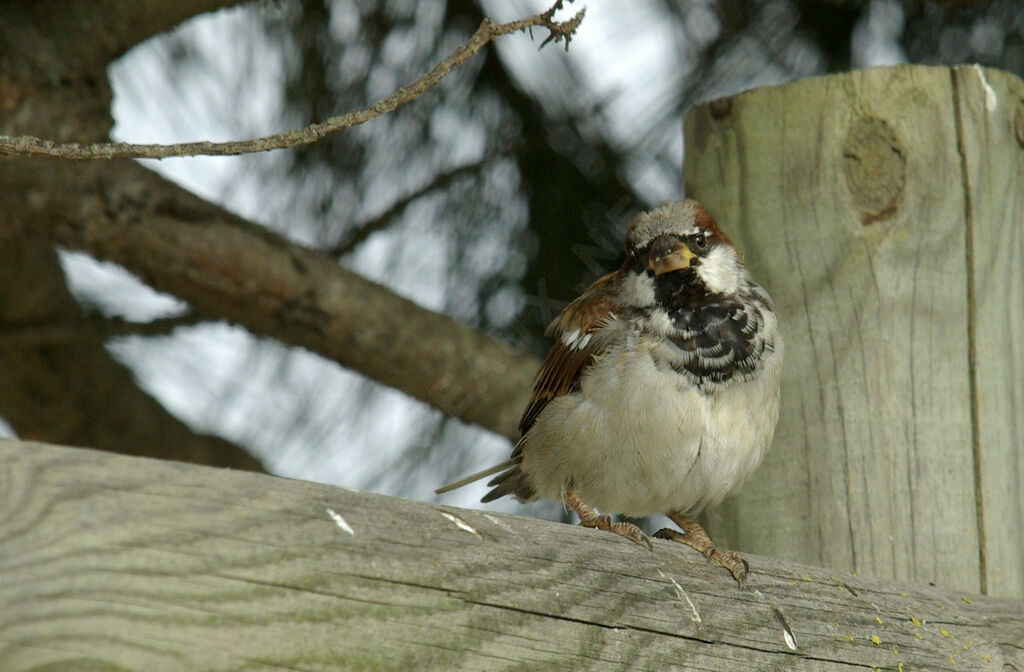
[{"xmin": 692, "ymin": 233, "xmax": 708, "ymax": 251}]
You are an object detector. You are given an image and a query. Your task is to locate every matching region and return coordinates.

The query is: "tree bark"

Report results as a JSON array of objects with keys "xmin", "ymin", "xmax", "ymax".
[
  {"xmin": 685, "ymin": 64, "xmax": 1024, "ymax": 599},
  {"xmin": 3, "ymin": 0, "xmax": 249, "ymax": 80},
  {"xmin": 1, "ymin": 439, "xmax": 1021, "ymax": 671}
]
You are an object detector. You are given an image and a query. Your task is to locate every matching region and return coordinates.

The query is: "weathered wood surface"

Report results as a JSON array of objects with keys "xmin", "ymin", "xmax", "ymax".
[
  {"xmin": 685, "ymin": 64, "xmax": 1024, "ymax": 599},
  {"xmin": 0, "ymin": 440, "xmax": 1020, "ymax": 671}
]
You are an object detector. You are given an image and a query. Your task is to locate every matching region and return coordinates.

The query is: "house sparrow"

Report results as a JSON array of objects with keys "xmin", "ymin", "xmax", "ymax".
[{"xmin": 438, "ymin": 200, "xmax": 783, "ymax": 585}]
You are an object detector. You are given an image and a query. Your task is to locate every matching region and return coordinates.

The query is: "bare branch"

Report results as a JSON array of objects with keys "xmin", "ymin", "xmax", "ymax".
[
  {"xmin": 0, "ymin": 312, "xmax": 206, "ymax": 347},
  {"xmin": 327, "ymin": 155, "xmax": 495, "ymax": 257},
  {"xmin": 0, "ymin": 2, "xmax": 585, "ymax": 161},
  {"xmin": 99, "ymin": 312, "xmax": 206, "ymax": 337}
]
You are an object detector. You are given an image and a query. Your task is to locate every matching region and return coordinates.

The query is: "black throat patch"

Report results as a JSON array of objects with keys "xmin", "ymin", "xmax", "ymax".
[{"xmin": 651, "ymin": 270, "xmax": 771, "ymax": 390}]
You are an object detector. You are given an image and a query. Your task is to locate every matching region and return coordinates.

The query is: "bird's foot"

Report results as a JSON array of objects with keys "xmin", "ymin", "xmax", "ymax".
[
  {"xmin": 656, "ymin": 513, "xmax": 749, "ymax": 587},
  {"xmin": 563, "ymin": 491, "xmax": 653, "ymax": 550}
]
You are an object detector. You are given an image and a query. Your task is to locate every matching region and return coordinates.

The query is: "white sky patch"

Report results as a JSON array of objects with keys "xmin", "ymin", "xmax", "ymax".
[
  {"xmin": 851, "ymin": 1, "xmax": 907, "ymax": 69},
  {"xmin": 482, "ymin": 1, "xmax": 682, "ymax": 202},
  {"xmin": 58, "ymin": 250, "xmax": 188, "ymax": 321}
]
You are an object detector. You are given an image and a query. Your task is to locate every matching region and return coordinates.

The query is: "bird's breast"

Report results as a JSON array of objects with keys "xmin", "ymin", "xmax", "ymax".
[{"xmin": 519, "ymin": 333, "xmax": 780, "ymax": 517}]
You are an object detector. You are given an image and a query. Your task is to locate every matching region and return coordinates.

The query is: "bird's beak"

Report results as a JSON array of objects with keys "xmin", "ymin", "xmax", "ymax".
[{"xmin": 648, "ymin": 237, "xmax": 694, "ymax": 276}]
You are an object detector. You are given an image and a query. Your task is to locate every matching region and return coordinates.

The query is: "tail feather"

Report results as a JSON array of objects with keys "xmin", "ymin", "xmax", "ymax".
[
  {"xmin": 481, "ymin": 465, "xmax": 535, "ymax": 503},
  {"xmin": 435, "ymin": 458, "xmax": 520, "ymax": 495}
]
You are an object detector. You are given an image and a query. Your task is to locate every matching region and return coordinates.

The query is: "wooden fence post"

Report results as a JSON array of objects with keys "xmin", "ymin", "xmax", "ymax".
[{"xmin": 685, "ymin": 65, "xmax": 1024, "ymax": 599}]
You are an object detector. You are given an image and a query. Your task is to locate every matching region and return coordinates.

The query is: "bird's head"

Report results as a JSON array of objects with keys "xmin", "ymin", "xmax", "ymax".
[{"xmin": 622, "ymin": 200, "xmax": 745, "ymax": 302}]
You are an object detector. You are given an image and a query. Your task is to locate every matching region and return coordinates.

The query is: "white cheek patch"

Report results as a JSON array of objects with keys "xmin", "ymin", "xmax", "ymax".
[{"xmin": 697, "ymin": 245, "xmax": 743, "ymax": 295}]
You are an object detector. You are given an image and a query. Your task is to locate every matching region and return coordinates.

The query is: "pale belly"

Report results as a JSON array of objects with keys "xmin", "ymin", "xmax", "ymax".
[{"xmin": 519, "ymin": 342, "xmax": 781, "ymax": 517}]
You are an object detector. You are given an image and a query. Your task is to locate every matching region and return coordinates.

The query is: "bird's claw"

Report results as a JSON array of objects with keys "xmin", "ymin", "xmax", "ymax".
[
  {"xmin": 654, "ymin": 527, "xmax": 748, "ymax": 587},
  {"xmin": 580, "ymin": 513, "xmax": 652, "ymax": 550}
]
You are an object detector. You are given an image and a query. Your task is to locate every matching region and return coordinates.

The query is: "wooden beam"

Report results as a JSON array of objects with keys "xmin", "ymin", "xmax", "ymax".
[{"xmin": 0, "ymin": 439, "xmax": 1020, "ymax": 670}]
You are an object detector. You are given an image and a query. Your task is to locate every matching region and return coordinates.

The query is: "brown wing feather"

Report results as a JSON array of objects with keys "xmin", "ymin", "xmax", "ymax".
[
  {"xmin": 439, "ymin": 270, "xmax": 624, "ymax": 502},
  {"xmin": 518, "ymin": 270, "xmax": 623, "ymax": 435}
]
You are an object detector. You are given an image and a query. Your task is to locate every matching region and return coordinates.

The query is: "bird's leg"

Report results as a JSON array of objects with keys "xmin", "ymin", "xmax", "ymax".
[
  {"xmin": 563, "ymin": 490, "xmax": 652, "ymax": 550},
  {"xmin": 655, "ymin": 511, "xmax": 749, "ymax": 586}
]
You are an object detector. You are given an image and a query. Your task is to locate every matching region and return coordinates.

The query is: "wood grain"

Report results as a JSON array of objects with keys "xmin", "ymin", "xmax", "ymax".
[
  {"xmin": 0, "ymin": 440, "xmax": 1020, "ymax": 670},
  {"xmin": 952, "ymin": 65, "xmax": 1024, "ymax": 600},
  {"xmin": 685, "ymin": 64, "xmax": 1024, "ymax": 598}
]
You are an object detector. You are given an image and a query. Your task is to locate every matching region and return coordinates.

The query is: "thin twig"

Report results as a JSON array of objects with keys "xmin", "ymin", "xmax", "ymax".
[
  {"xmin": 0, "ymin": 2, "xmax": 585, "ymax": 161},
  {"xmin": 327, "ymin": 154, "xmax": 497, "ymax": 257},
  {"xmin": 0, "ymin": 312, "xmax": 204, "ymax": 346}
]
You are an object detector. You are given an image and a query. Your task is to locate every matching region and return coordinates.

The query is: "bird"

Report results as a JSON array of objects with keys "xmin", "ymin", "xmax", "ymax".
[{"xmin": 437, "ymin": 200, "xmax": 783, "ymax": 585}]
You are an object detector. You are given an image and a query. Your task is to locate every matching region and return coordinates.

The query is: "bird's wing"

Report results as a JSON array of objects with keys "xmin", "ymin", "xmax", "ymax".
[
  {"xmin": 434, "ymin": 270, "xmax": 623, "ymax": 499},
  {"xmin": 518, "ymin": 269, "xmax": 623, "ymax": 435}
]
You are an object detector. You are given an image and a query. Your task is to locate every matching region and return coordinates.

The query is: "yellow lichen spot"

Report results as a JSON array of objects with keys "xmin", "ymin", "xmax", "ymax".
[
  {"xmin": 940, "ymin": 627, "xmax": 951, "ymax": 638},
  {"xmin": 961, "ymin": 596, "xmax": 972, "ymax": 604},
  {"xmin": 893, "ymin": 647, "xmax": 899, "ymax": 655},
  {"xmin": 900, "ymin": 592, "xmax": 907, "ymax": 597},
  {"xmin": 898, "ymin": 663, "xmax": 904, "ymax": 672},
  {"xmin": 875, "ymin": 615, "xmax": 884, "ymax": 625},
  {"xmin": 962, "ymin": 644, "xmax": 968, "ymax": 651},
  {"xmin": 983, "ymin": 654, "xmax": 991, "ymax": 662},
  {"xmin": 871, "ymin": 635, "xmax": 881, "ymax": 646},
  {"xmin": 804, "ymin": 576, "xmax": 814, "ymax": 582},
  {"xmin": 940, "ymin": 604, "xmax": 947, "ymax": 610},
  {"xmin": 910, "ymin": 616, "xmax": 922, "ymax": 627},
  {"xmin": 842, "ymin": 635, "xmax": 855, "ymax": 643},
  {"xmin": 949, "ymin": 655, "xmax": 956, "ymax": 665},
  {"xmin": 915, "ymin": 632, "xmax": 923, "ymax": 639}
]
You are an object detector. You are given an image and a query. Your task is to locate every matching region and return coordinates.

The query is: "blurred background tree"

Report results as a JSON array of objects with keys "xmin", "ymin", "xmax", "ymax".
[{"xmin": 2, "ymin": 0, "xmax": 1021, "ymax": 522}]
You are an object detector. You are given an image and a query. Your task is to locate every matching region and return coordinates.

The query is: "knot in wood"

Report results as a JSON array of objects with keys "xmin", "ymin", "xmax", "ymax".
[{"xmin": 841, "ymin": 116, "xmax": 906, "ymax": 226}]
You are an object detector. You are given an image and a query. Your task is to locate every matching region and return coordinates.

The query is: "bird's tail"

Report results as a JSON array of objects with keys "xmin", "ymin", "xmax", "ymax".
[{"xmin": 435, "ymin": 457, "xmax": 520, "ymax": 495}]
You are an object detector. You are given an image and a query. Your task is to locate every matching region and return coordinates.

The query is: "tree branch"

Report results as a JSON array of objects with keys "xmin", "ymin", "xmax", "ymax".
[
  {"xmin": 0, "ymin": 312, "xmax": 205, "ymax": 347},
  {"xmin": 0, "ymin": 1, "xmax": 585, "ymax": 160},
  {"xmin": 0, "ymin": 1, "xmax": 250, "ymax": 83},
  {"xmin": 3, "ymin": 157, "xmax": 538, "ymax": 440}
]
